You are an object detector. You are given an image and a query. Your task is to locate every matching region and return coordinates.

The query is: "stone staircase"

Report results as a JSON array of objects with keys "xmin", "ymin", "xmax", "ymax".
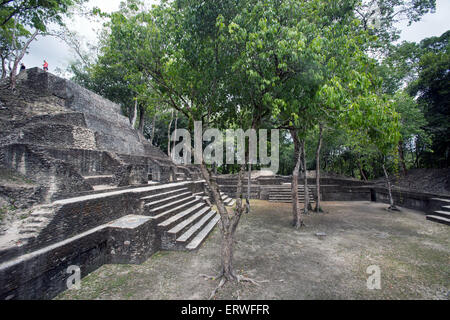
[
  {"xmin": 17, "ymin": 205, "xmax": 56, "ymax": 242},
  {"xmin": 140, "ymin": 185, "xmax": 219, "ymax": 250},
  {"xmin": 220, "ymin": 192, "xmax": 236, "ymax": 207},
  {"xmin": 268, "ymin": 184, "xmax": 315, "ymax": 203},
  {"xmin": 194, "ymin": 185, "xmax": 236, "ymax": 207},
  {"xmin": 426, "ymin": 198, "xmax": 450, "ymax": 226}
]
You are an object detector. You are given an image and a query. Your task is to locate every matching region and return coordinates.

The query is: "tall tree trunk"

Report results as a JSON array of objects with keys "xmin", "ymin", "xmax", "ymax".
[
  {"xmin": 382, "ymin": 162, "xmax": 397, "ymax": 210},
  {"xmin": 398, "ymin": 141, "xmax": 407, "ymax": 176},
  {"xmin": 130, "ymin": 98, "xmax": 138, "ymax": 128},
  {"xmin": 138, "ymin": 104, "xmax": 145, "ymax": 134},
  {"xmin": 198, "ymin": 161, "xmax": 245, "ymax": 281},
  {"xmin": 290, "ymin": 129, "xmax": 304, "ymax": 228},
  {"xmin": 9, "ymin": 28, "xmax": 38, "ymax": 90},
  {"xmin": 301, "ymin": 139, "xmax": 311, "ymax": 214},
  {"xmin": 167, "ymin": 109, "xmax": 174, "ymax": 157},
  {"xmin": 149, "ymin": 113, "xmax": 156, "ymax": 145},
  {"xmin": 246, "ymin": 163, "xmax": 251, "ymax": 213},
  {"xmin": 357, "ymin": 159, "xmax": 368, "ymax": 182},
  {"xmin": 1, "ymin": 56, "xmax": 6, "ymax": 79},
  {"xmin": 314, "ymin": 125, "xmax": 323, "ymax": 213}
]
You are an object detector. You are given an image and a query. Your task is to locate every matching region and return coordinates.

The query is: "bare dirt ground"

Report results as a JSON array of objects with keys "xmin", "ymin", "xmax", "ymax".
[{"xmin": 57, "ymin": 200, "xmax": 449, "ymax": 300}]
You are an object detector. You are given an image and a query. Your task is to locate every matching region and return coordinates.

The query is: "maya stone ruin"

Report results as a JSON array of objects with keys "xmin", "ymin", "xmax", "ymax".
[{"xmin": 0, "ymin": 68, "xmax": 448, "ymax": 300}]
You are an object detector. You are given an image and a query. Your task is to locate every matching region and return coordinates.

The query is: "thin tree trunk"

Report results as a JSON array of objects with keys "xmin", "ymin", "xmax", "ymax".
[
  {"xmin": 130, "ymin": 98, "xmax": 138, "ymax": 127},
  {"xmin": 382, "ymin": 162, "xmax": 397, "ymax": 210},
  {"xmin": 315, "ymin": 125, "xmax": 323, "ymax": 213},
  {"xmin": 174, "ymin": 111, "xmax": 178, "ymax": 138},
  {"xmin": 290, "ymin": 129, "xmax": 304, "ymax": 228},
  {"xmin": 357, "ymin": 159, "xmax": 368, "ymax": 182},
  {"xmin": 301, "ymin": 139, "xmax": 311, "ymax": 214},
  {"xmin": 198, "ymin": 161, "xmax": 244, "ymax": 281},
  {"xmin": 246, "ymin": 162, "xmax": 251, "ymax": 213},
  {"xmin": 167, "ymin": 109, "xmax": 174, "ymax": 157},
  {"xmin": 138, "ymin": 104, "xmax": 145, "ymax": 134},
  {"xmin": 398, "ymin": 141, "xmax": 407, "ymax": 176},
  {"xmin": 9, "ymin": 28, "xmax": 38, "ymax": 90},
  {"xmin": 149, "ymin": 113, "xmax": 156, "ymax": 145},
  {"xmin": 1, "ymin": 56, "xmax": 6, "ymax": 79}
]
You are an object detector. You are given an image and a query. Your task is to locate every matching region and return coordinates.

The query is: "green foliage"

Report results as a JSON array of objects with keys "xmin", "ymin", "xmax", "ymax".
[
  {"xmin": 0, "ymin": 0, "xmax": 86, "ymax": 31},
  {"xmin": 409, "ymin": 30, "xmax": 450, "ymax": 167}
]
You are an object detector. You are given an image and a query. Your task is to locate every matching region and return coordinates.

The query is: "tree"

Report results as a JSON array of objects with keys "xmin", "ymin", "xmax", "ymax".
[
  {"xmin": 0, "ymin": 0, "xmax": 84, "ymax": 27},
  {"xmin": 1, "ymin": 0, "xmax": 86, "ymax": 89},
  {"xmin": 354, "ymin": 0, "xmax": 436, "ymax": 54},
  {"xmin": 409, "ymin": 30, "xmax": 450, "ymax": 168}
]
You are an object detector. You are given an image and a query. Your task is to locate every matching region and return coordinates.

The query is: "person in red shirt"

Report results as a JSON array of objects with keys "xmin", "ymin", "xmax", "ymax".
[{"xmin": 43, "ymin": 60, "xmax": 48, "ymax": 71}]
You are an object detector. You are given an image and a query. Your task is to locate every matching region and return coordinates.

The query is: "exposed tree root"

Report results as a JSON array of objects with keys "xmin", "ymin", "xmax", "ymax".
[
  {"xmin": 209, "ymin": 278, "xmax": 227, "ymax": 300},
  {"xmin": 293, "ymin": 220, "xmax": 306, "ymax": 229},
  {"xmin": 199, "ymin": 273, "xmax": 223, "ymax": 281},
  {"xmin": 387, "ymin": 205, "xmax": 401, "ymax": 211},
  {"xmin": 237, "ymin": 275, "xmax": 268, "ymax": 286},
  {"xmin": 200, "ymin": 272, "xmax": 267, "ymax": 300}
]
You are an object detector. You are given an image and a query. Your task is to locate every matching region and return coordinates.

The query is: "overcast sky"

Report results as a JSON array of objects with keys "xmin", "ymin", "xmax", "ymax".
[{"xmin": 21, "ymin": 0, "xmax": 450, "ymax": 77}]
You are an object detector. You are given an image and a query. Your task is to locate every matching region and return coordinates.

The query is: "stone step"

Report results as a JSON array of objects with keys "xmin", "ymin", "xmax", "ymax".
[
  {"xmin": 167, "ymin": 207, "xmax": 211, "ymax": 238},
  {"xmin": 226, "ymin": 199, "xmax": 236, "ymax": 207},
  {"xmin": 150, "ymin": 198, "xmax": 201, "ymax": 223},
  {"xmin": 224, "ymin": 198, "xmax": 234, "ymax": 206},
  {"xmin": 433, "ymin": 211, "xmax": 450, "ymax": 219},
  {"xmin": 431, "ymin": 198, "xmax": 450, "ymax": 203},
  {"xmin": 140, "ymin": 187, "xmax": 189, "ymax": 203},
  {"xmin": 193, "ymin": 192, "xmax": 204, "ymax": 197},
  {"xmin": 270, "ymin": 194, "xmax": 313, "ymax": 197},
  {"xmin": 144, "ymin": 191, "xmax": 192, "ymax": 209},
  {"xmin": 146, "ymin": 195, "xmax": 197, "ymax": 215},
  {"xmin": 270, "ymin": 191, "xmax": 313, "ymax": 193},
  {"xmin": 269, "ymin": 187, "xmax": 313, "ymax": 189},
  {"xmin": 177, "ymin": 211, "xmax": 218, "ymax": 244},
  {"xmin": 185, "ymin": 214, "xmax": 220, "ymax": 250},
  {"xmin": 269, "ymin": 199, "xmax": 315, "ymax": 203},
  {"xmin": 426, "ymin": 215, "xmax": 450, "ymax": 226},
  {"xmin": 158, "ymin": 202, "xmax": 206, "ymax": 229},
  {"xmin": 269, "ymin": 197, "xmax": 311, "ymax": 200}
]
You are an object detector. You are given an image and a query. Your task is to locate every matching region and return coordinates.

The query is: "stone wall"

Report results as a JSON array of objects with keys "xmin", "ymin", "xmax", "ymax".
[
  {"xmin": 0, "ymin": 144, "xmax": 93, "ymax": 202},
  {"xmin": 26, "ymin": 68, "xmax": 149, "ymax": 157},
  {"xmin": 371, "ymin": 187, "xmax": 450, "ymax": 214},
  {"xmin": 0, "ymin": 227, "xmax": 109, "ymax": 300}
]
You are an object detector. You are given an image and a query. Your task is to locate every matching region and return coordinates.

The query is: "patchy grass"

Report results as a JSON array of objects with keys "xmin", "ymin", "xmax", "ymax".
[{"xmin": 56, "ymin": 201, "xmax": 449, "ymax": 300}]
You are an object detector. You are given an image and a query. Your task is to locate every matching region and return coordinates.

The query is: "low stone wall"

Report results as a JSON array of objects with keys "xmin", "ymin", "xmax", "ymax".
[
  {"xmin": 0, "ymin": 227, "xmax": 109, "ymax": 300},
  {"xmin": 321, "ymin": 185, "xmax": 372, "ymax": 201},
  {"xmin": 371, "ymin": 187, "xmax": 450, "ymax": 214},
  {"xmin": 218, "ymin": 181, "xmax": 446, "ymax": 215}
]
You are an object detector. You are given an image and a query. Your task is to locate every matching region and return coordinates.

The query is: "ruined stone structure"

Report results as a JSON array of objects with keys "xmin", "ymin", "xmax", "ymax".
[
  {"xmin": 0, "ymin": 69, "xmax": 219, "ymax": 300},
  {"xmin": 0, "ymin": 69, "xmax": 448, "ymax": 300}
]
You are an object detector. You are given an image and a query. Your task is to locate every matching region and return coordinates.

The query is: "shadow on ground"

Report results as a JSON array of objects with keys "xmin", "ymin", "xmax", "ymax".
[{"xmin": 56, "ymin": 201, "xmax": 450, "ymax": 300}]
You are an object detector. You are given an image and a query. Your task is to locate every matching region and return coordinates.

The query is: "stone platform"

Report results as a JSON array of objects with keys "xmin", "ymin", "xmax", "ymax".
[{"xmin": 0, "ymin": 181, "xmax": 219, "ymax": 300}]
